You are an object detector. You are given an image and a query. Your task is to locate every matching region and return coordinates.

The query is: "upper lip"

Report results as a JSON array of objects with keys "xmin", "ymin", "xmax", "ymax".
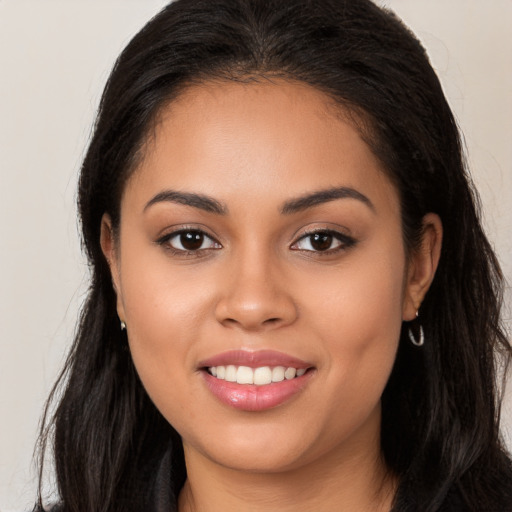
[{"xmin": 198, "ymin": 349, "xmax": 312, "ymax": 369}]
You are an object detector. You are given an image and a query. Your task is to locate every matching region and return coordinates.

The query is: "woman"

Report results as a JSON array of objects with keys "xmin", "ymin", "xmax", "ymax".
[{"xmin": 35, "ymin": 0, "xmax": 512, "ymax": 511}]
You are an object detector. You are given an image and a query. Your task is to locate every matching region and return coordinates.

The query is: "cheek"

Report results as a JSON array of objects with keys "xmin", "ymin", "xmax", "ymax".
[
  {"xmin": 121, "ymin": 271, "xmax": 203, "ymax": 349},
  {"xmin": 303, "ymin": 242, "xmax": 405, "ymax": 400},
  {"xmin": 305, "ymin": 243, "xmax": 405, "ymax": 334},
  {"xmin": 115, "ymin": 241, "xmax": 214, "ymax": 410},
  {"xmin": 118, "ymin": 228, "xmax": 213, "ymax": 336}
]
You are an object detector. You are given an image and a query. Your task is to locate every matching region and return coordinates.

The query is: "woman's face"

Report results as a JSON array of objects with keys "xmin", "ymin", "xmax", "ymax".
[{"xmin": 103, "ymin": 80, "xmax": 440, "ymax": 473}]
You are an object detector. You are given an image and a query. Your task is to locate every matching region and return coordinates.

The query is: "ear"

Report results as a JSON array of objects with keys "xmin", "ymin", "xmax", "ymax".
[
  {"xmin": 402, "ymin": 213, "xmax": 443, "ymax": 320},
  {"xmin": 100, "ymin": 214, "xmax": 126, "ymax": 324}
]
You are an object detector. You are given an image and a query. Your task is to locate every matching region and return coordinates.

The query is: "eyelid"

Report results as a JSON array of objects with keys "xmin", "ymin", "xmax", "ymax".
[
  {"xmin": 155, "ymin": 223, "xmax": 219, "ymax": 242},
  {"xmin": 155, "ymin": 225, "xmax": 222, "ymax": 253},
  {"xmin": 290, "ymin": 227, "xmax": 357, "ymax": 253}
]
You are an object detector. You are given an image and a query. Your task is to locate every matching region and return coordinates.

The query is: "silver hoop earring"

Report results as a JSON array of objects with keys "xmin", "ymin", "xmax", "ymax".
[
  {"xmin": 408, "ymin": 311, "xmax": 424, "ymax": 347},
  {"xmin": 408, "ymin": 324, "xmax": 424, "ymax": 346},
  {"xmin": 120, "ymin": 321, "xmax": 126, "ymax": 331}
]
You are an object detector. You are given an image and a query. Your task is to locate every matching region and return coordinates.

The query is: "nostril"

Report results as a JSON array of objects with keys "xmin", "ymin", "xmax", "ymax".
[{"xmin": 215, "ymin": 292, "xmax": 298, "ymax": 331}]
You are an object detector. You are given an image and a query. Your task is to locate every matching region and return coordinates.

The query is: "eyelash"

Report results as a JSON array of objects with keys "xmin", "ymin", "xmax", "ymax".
[
  {"xmin": 290, "ymin": 229, "xmax": 356, "ymax": 255},
  {"xmin": 156, "ymin": 228, "xmax": 221, "ymax": 257},
  {"xmin": 156, "ymin": 228, "xmax": 356, "ymax": 257}
]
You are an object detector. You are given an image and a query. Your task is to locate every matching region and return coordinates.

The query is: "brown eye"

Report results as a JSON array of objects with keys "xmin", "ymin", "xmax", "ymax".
[
  {"xmin": 291, "ymin": 230, "xmax": 356, "ymax": 253},
  {"xmin": 180, "ymin": 231, "xmax": 204, "ymax": 250},
  {"xmin": 310, "ymin": 233, "xmax": 333, "ymax": 251},
  {"xmin": 161, "ymin": 229, "xmax": 221, "ymax": 253}
]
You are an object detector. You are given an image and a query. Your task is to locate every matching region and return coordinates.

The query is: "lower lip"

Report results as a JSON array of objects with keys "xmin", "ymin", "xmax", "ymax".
[{"xmin": 202, "ymin": 370, "xmax": 314, "ymax": 411}]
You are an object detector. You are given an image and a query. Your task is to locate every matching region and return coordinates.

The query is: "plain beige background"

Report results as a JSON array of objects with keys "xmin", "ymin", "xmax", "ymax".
[{"xmin": 1, "ymin": 1, "xmax": 511, "ymax": 510}]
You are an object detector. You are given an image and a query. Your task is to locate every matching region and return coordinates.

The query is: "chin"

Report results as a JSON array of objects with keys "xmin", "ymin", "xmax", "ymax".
[
  {"xmin": 181, "ymin": 416, "xmax": 355, "ymax": 476},
  {"xmin": 197, "ymin": 443, "xmax": 313, "ymax": 474}
]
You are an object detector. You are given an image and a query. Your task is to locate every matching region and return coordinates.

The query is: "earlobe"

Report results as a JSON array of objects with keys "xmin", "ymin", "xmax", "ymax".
[
  {"xmin": 100, "ymin": 214, "xmax": 126, "ymax": 322},
  {"xmin": 402, "ymin": 213, "xmax": 443, "ymax": 321}
]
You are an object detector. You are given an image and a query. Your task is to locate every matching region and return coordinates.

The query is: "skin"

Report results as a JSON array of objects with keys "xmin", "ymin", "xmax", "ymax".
[{"xmin": 101, "ymin": 80, "xmax": 442, "ymax": 512}]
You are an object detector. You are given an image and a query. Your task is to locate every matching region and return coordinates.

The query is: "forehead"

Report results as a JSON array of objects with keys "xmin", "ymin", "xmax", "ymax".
[{"xmin": 125, "ymin": 79, "xmax": 398, "ymax": 216}]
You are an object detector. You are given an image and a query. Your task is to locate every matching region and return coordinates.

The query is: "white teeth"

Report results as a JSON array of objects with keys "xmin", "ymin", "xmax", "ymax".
[
  {"xmin": 271, "ymin": 366, "xmax": 285, "ymax": 382},
  {"xmin": 284, "ymin": 367, "xmax": 297, "ymax": 380},
  {"xmin": 254, "ymin": 366, "xmax": 272, "ymax": 385},
  {"xmin": 236, "ymin": 366, "xmax": 254, "ymax": 384},
  {"xmin": 208, "ymin": 365, "xmax": 307, "ymax": 384},
  {"xmin": 225, "ymin": 365, "xmax": 237, "ymax": 382}
]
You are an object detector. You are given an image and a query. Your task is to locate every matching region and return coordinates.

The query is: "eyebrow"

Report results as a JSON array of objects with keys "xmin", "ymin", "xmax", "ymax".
[
  {"xmin": 144, "ymin": 190, "xmax": 228, "ymax": 215},
  {"xmin": 280, "ymin": 186, "xmax": 375, "ymax": 215},
  {"xmin": 143, "ymin": 185, "xmax": 374, "ymax": 216}
]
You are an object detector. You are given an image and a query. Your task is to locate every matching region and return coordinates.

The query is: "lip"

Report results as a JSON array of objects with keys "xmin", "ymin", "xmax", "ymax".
[
  {"xmin": 199, "ymin": 350, "xmax": 315, "ymax": 412},
  {"xmin": 198, "ymin": 349, "xmax": 311, "ymax": 369}
]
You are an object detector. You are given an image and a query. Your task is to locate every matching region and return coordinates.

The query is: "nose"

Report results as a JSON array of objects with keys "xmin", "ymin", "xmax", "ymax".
[{"xmin": 214, "ymin": 254, "xmax": 298, "ymax": 332}]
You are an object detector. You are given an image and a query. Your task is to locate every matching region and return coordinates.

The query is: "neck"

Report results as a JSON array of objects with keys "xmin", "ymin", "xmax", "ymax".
[{"xmin": 178, "ymin": 425, "xmax": 396, "ymax": 512}]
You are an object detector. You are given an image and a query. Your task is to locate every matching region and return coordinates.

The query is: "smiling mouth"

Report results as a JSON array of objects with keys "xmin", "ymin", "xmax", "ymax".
[
  {"xmin": 199, "ymin": 350, "xmax": 315, "ymax": 410},
  {"xmin": 207, "ymin": 365, "xmax": 308, "ymax": 385}
]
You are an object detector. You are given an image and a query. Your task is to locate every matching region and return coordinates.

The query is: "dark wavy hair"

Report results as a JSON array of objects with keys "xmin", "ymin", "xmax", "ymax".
[{"xmin": 35, "ymin": 0, "xmax": 512, "ymax": 511}]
